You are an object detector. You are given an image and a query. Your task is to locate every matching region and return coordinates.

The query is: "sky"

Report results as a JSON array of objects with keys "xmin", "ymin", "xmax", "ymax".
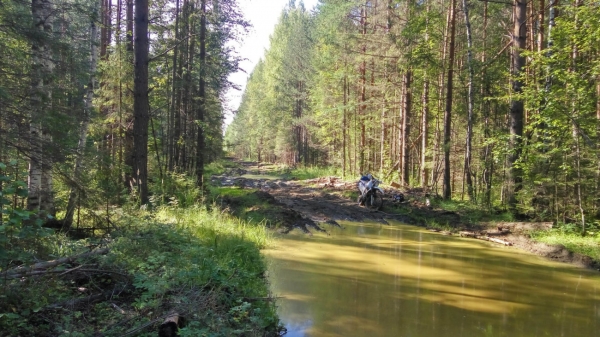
[{"xmin": 224, "ymin": 0, "xmax": 319, "ymax": 126}]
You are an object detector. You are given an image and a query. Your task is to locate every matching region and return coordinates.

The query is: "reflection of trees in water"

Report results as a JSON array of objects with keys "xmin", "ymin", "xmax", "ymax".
[{"xmin": 266, "ymin": 222, "xmax": 600, "ymax": 337}]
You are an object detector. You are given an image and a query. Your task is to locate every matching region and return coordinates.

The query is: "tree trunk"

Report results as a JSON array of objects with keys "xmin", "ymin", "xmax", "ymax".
[
  {"xmin": 380, "ymin": 65, "xmax": 388, "ymax": 177},
  {"xmin": 195, "ymin": 0, "xmax": 206, "ymax": 188},
  {"xmin": 359, "ymin": 3, "xmax": 367, "ymax": 173},
  {"xmin": 401, "ymin": 70, "xmax": 412, "ymax": 186},
  {"xmin": 596, "ymin": 78, "xmax": 600, "ymax": 216},
  {"xmin": 63, "ymin": 9, "xmax": 99, "ymax": 229},
  {"xmin": 173, "ymin": 2, "xmax": 186, "ymax": 170},
  {"xmin": 443, "ymin": 0, "xmax": 457, "ymax": 200},
  {"xmin": 101, "ymin": 0, "xmax": 112, "ymax": 59},
  {"xmin": 133, "ymin": 0, "xmax": 150, "ymax": 204},
  {"xmin": 126, "ymin": 0, "xmax": 133, "ymax": 52},
  {"xmin": 507, "ymin": 0, "xmax": 527, "ymax": 210},
  {"xmin": 537, "ymin": 0, "xmax": 545, "ymax": 52},
  {"xmin": 421, "ymin": 78, "xmax": 429, "ymax": 188},
  {"xmin": 571, "ymin": 0, "xmax": 584, "ymax": 233},
  {"xmin": 481, "ymin": 0, "xmax": 492, "ymax": 206},
  {"xmin": 168, "ymin": 0, "xmax": 181, "ymax": 172},
  {"xmin": 181, "ymin": 0, "xmax": 194, "ymax": 172},
  {"xmin": 343, "ymin": 72, "xmax": 347, "ymax": 178},
  {"xmin": 123, "ymin": 0, "xmax": 135, "ymax": 188},
  {"xmin": 101, "ymin": 0, "xmax": 107, "ymax": 58},
  {"xmin": 28, "ymin": 0, "xmax": 55, "ymax": 215},
  {"xmin": 420, "ymin": 1, "xmax": 430, "ymax": 189},
  {"xmin": 462, "ymin": 0, "xmax": 475, "ymax": 201}
]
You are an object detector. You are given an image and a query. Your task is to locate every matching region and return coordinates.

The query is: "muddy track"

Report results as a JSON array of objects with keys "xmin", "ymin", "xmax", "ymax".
[
  {"xmin": 213, "ymin": 167, "xmax": 395, "ymax": 234},
  {"xmin": 213, "ymin": 161, "xmax": 599, "ymax": 271}
]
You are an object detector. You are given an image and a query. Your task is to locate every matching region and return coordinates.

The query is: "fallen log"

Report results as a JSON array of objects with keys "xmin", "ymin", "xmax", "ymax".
[
  {"xmin": 159, "ymin": 313, "xmax": 184, "ymax": 337},
  {"xmin": 473, "ymin": 235, "xmax": 513, "ymax": 246},
  {"xmin": 390, "ymin": 181, "xmax": 402, "ymax": 189},
  {"xmin": 487, "ymin": 237, "xmax": 513, "ymax": 246},
  {"xmin": 46, "ymin": 289, "xmax": 114, "ymax": 310},
  {"xmin": 111, "ymin": 303, "xmax": 126, "ymax": 314},
  {"xmin": 458, "ymin": 231, "xmax": 513, "ymax": 246},
  {"xmin": 1, "ymin": 247, "xmax": 109, "ymax": 278},
  {"xmin": 333, "ymin": 182, "xmax": 356, "ymax": 190}
]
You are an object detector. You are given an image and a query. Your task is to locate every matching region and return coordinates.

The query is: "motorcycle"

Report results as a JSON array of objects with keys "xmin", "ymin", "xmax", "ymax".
[{"xmin": 357, "ymin": 174, "xmax": 384, "ymax": 210}]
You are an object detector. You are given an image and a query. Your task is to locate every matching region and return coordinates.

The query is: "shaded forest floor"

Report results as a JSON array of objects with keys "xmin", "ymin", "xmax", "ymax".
[{"xmin": 211, "ymin": 160, "xmax": 600, "ymax": 272}]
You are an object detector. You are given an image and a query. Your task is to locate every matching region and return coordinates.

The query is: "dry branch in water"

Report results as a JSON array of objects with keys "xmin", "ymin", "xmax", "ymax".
[{"xmin": 459, "ymin": 231, "xmax": 512, "ymax": 245}]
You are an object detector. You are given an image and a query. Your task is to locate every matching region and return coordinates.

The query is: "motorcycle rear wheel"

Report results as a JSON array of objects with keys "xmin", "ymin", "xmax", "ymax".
[{"xmin": 365, "ymin": 191, "xmax": 383, "ymax": 211}]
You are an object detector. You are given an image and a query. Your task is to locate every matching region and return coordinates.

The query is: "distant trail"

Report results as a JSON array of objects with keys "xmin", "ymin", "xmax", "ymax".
[
  {"xmin": 213, "ymin": 160, "xmax": 600, "ymax": 271},
  {"xmin": 214, "ymin": 161, "xmax": 392, "ymax": 234}
]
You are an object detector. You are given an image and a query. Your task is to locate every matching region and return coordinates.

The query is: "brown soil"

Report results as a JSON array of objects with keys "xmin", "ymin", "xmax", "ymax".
[{"xmin": 214, "ymin": 161, "xmax": 599, "ymax": 272}]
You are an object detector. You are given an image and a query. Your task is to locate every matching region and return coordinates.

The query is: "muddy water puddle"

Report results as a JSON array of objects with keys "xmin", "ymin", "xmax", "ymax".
[{"xmin": 263, "ymin": 221, "xmax": 600, "ymax": 337}]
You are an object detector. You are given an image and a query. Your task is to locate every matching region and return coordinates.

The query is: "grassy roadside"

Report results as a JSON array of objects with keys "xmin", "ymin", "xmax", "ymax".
[
  {"xmin": 530, "ymin": 223, "xmax": 600, "ymax": 262},
  {"xmin": 390, "ymin": 192, "xmax": 600, "ymax": 264},
  {"xmin": 0, "ymin": 161, "xmax": 283, "ymax": 336}
]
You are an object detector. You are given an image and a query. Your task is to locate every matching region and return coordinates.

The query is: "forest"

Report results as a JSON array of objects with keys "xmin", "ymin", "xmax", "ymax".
[
  {"xmin": 226, "ymin": 0, "xmax": 600, "ymax": 228},
  {"xmin": 1, "ymin": 0, "xmax": 599, "ymax": 334},
  {"xmin": 1, "ymin": 0, "xmax": 284, "ymax": 335}
]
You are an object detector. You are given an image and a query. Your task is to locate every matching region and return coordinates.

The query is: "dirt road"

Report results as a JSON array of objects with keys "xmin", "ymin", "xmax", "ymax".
[{"xmin": 212, "ymin": 161, "xmax": 599, "ymax": 270}]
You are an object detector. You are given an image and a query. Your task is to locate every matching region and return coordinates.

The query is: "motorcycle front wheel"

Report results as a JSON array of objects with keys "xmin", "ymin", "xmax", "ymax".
[{"xmin": 365, "ymin": 191, "xmax": 383, "ymax": 211}]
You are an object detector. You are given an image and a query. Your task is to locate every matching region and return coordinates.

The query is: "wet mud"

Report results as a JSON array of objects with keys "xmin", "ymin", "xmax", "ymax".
[{"xmin": 213, "ymin": 161, "xmax": 599, "ymax": 271}]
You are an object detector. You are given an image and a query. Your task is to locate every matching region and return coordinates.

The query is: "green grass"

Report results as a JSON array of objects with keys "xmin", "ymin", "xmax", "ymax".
[
  {"xmin": 423, "ymin": 218, "xmax": 454, "ymax": 231},
  {"xmin": 0, "ymin": 205, "xmax": 281, "ymax": 337},
  {"xmin": 208, "ymin": 186, "xmax": 279, "ymax": 228},
  {"xmin": 204, "ymin": 159, "xmax": 242, "ymax": 176},
  {"xmin": 290, "ymin": 166, "xmax": 340, "ymax": 180},
  {"xmin": 432, "ymin": 199, "xmax": 514, "ymax": 223},
  {"xmin": 530, "ymin": 224, "xmax": 600, "ymax": 262},
  {"xmin": 336, "ymin": 188, "xmax": 358, "ymax": 201},
  {"xmin": 263, "ymin": 165, "xmax": 340, "ymax": 180}
]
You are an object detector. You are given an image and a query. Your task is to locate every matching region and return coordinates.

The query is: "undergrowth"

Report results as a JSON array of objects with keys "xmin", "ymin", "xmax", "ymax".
[{"xmin": 0, "ymin": 203, "xmax": 282, "ymax": 336}]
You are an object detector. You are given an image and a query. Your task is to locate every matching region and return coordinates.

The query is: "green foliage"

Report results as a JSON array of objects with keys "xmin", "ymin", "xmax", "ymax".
[
  {"xmin": 269, "ymin": 164, "xmax": 339, "ymax": 180},
  {"xmin": 225, "ymin": 3, "xmax": 316, "ymax": 165},
  {"xmin": 208, "ymin": 186, "xmax": 278, "ymax": 227},
  {"xmin": 519, "ymin": 3, "xmax": 600, "ymax": 222},
  {"xmin": 0, "ymin": 204, "xmax": 281, "ymax": 336},
  {"xmin": 433, "ymin": 199, "xmax": 514, "ymax": 224},
  {"xmin": 108, "ymin": 206, "xmax": 277, "ymax": 335},
  {"xmin": 531, "ymin": 222, "xmax": 600, "ymax": 262},
  {"xmin": 424, "ymin": 219, "xmax": 453, "ymax": 232},
  {"xmin": 204, "ymin": 159, "xmax": 241, "ymax": 176},
  {"xmin": 150, "ymin": 172, "xmax": 202, "ymax": 208},
  {"xmin": 0, "ymin": 162, "xmax": 53, "ymax": 270}
]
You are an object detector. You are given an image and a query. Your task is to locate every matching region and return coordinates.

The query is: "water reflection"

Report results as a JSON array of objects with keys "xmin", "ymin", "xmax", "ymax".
[{"xmin": 263, "ymin": 221, "xmax": 600, "ymax": 337}]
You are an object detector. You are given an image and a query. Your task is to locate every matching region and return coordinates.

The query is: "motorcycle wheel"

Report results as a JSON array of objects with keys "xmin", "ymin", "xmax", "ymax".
[{"xmin": 365, "ymin": 190, "xmax": 383, "ymax": 211}]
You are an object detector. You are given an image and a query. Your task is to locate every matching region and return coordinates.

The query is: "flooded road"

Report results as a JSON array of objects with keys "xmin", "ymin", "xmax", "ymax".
[{"xmin": 263, "ymin": 221, "xmax": 600, "ymax": 337}]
